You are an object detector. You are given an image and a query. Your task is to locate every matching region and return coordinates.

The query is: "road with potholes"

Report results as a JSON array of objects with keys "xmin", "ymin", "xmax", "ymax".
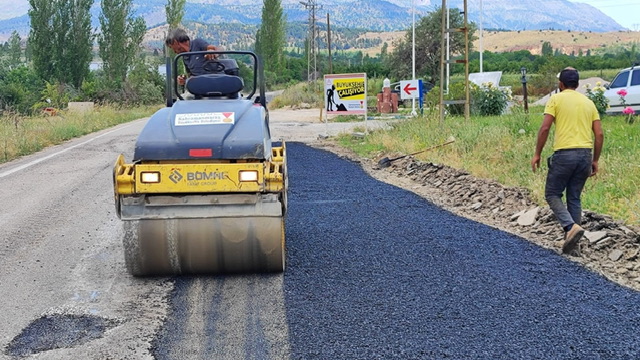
[{"xmin": 0, "ymin": 109, "xmax": 639, "ymax": 359}]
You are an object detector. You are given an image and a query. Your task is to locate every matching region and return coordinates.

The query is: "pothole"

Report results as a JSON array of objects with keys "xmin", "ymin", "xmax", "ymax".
[{"xmin": 4, "ymin": 314, "xmax": 120, "ymax": 357}]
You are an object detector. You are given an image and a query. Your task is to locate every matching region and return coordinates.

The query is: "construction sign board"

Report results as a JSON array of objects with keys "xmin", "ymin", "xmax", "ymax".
[{"xmin": 324, "ymin": 73, "xmax": 367, "ymax": 114}]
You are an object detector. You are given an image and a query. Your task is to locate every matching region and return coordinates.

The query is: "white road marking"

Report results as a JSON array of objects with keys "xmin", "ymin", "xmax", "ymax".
[{"xmin": 0, "ymin": 123, "xmax": 137, "ymax": 179}]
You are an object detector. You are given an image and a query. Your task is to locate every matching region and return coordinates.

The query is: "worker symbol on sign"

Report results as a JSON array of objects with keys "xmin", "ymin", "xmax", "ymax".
[{"xmin": 326, "ymin": 85, "xmax": 337, "ymax": 111}]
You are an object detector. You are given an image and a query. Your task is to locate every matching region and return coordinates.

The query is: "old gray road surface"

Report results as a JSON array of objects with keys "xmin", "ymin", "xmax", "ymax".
[
  {"xmin": 0, "ymin": 120, "xmax": 170, "ymax": 359},
  {"xmin": 1, "ymin": 112, "xmax": 639, "ymax": 359}
]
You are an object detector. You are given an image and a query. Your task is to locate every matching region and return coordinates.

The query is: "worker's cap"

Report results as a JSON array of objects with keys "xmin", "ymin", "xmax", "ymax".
[{"xmin": 557, "ymin": 68, "xmax": 579, "ymax": 85}]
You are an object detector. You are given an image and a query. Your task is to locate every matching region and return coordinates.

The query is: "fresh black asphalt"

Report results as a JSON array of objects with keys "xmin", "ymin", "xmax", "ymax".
[
  {"xmin": 154, "ymin": 142, "xmax": 640, "ymax": 359},
  {"xmin": 283, "ymin": 143, "xmax": 640, "ymax": 359}
]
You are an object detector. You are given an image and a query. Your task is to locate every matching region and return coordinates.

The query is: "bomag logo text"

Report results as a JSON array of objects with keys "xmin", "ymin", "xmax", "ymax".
[{"xmin": 187, "ymin": 171, "xmax": 228, "ymax": 181}]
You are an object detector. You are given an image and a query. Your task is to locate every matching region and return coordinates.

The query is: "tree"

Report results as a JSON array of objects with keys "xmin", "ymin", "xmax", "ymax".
[
  {"xmin": 28, "ymin": 0, "xmax": 55, "ymax": 80},
  {"xmin": 379, "ymin": 42, "xmax": 389, "ymax": 63},
  {"xmin": 54, "ymin": 0, "xmax": 93, "ymax": 87},
  {"xmin": 165, "ymin": 0, "xmax": 186, "ymax": 30},
  {"xmin": 28, "ymin": 0, "xmax": 93, "ymax": 88},
  {"xmin": 24, "ymin": 38, "xmax": 33, "ymax": 63},
  {"xmin": 0, "ymin": 59, "xmax": 43, "ymax": 113},
  {"xmin": 256, "ymin": 0, "xmax": 286, "ymax": 74},
  {"xmin": 387, "ymin": 7, "xmax": 476, "ymax": 82},
  {"xmin": 8, "ymin": 31, "xmax": 22, "ymax": 64},
  {"xmin": 254, "ymin": 28, "xmax": 262, "ymax": 58},
  {"xmin": 541, "ymin": 41, "xmax": 553, "ymax": 57},
  {"xmin": 97, "ymin": 0, "xmax": 146, "ymax": 85}
]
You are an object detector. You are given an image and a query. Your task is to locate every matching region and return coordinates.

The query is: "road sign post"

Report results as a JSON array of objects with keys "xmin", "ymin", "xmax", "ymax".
[{"xmin": 418, "ymin": 79, "xmax": 424, "ymax": 114}]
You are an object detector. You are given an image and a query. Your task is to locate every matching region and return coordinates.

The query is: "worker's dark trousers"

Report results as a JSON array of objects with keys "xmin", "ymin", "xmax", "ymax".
[{"xmin": 545, "ymin": 148, "xmax": 592, "ymax": 230}]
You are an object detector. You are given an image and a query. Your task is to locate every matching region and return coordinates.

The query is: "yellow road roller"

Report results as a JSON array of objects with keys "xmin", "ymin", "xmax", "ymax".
[{"xmin": 113, "ymin": 51, "xmax": 287, "ymax": 276}]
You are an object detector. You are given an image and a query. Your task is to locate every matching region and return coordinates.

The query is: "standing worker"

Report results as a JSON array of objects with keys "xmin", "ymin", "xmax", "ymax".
[
  {"xmin": 531, "ymin": 67, "xmax": 604, "ymax": 254},
  {"xmin": 165, "ymin": 28, "xmax": 219, "ymax": 85}
]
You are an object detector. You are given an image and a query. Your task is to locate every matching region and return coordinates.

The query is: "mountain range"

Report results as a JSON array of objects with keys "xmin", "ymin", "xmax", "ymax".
[{"xmin": 0, "ymin": 0, "xmax": 627, "ymax": 42}]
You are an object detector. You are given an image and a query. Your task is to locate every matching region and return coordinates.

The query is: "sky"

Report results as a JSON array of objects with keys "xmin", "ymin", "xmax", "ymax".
[
  {"xmin": 568, "ymin": 0, "xmax": 640, "ymax": 30},
  {"xmin": 1, "ymin": 0, "xmax": 639, "ymax": 31}
]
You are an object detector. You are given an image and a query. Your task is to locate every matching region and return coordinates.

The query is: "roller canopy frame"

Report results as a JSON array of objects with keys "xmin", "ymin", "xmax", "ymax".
[{"xmin": 169, "ymin": 51, "xmax": 266, "ymax": 108}]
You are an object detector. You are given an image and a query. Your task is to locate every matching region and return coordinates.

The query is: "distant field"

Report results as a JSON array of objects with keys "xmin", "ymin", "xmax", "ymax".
[
  {"xmin": 476, "ymin": 29, "xmax": 640, "ymax": 55},
  {"xmin": 358, "ymin": 29, "xmax": 640, "ymax": 56},
  {"xmin": 146, "ymin": 25, "xmax": 640, "ymax": 58}
]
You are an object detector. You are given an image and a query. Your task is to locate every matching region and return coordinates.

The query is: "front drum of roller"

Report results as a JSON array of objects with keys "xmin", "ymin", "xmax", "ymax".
[{"xmin": 122, "ymin": 217, "xmax": 285, "ymax": 276}]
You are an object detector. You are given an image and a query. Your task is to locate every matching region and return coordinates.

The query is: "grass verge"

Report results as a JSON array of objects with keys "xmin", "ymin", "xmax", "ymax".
[
  {"xmin": 0, "ymin": 104, "xmax": 160, "ymax": 164},
  {"xmin": 337, "ymin": 106, "xmax": 640, "ymax": 226}
]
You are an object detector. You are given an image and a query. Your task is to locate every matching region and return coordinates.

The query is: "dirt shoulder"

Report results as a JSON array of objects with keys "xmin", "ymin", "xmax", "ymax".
[{"xmin": 270, "ymin": 108, "xmax": 640, "ymax": 292}]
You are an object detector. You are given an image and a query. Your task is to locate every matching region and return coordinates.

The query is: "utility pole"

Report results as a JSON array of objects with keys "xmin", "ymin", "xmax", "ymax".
[
  {"xmin": 440, "ymin": 0, "xmax": 470, "ymax": 122},
  {"xmin": 446, "ymin": 1, "xmax": 450, "ymax": 95},
  {"xmin": 327, "ymin": 13, "xmax": 332, "ymax": 74},
  {"xmin": 479, "ymin": 0, "xmax": 484, "ymax": 72},
  {"xmin": 411, "ymin": 0, "xmax": 417, "ymax": 116},
  {"xmin": 300, "ymin": 0, "xmax": 318, "ymax": 81}
]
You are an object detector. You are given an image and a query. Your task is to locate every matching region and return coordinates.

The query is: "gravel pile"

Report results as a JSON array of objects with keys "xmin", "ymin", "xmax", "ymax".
[{"xmin": 380, "ymin": 156, "xmax": 640, "ymax": 291}]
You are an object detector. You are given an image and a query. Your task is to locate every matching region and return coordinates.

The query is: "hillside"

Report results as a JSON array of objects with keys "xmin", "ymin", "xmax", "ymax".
[
  {"xmin": 448, "ymin": 0, "xmax": 625, "ymax": 32},
  {"xmin": 143, "ymin": 23, "xmax": 382, "ymax": 53},
  {"xmin": 476, "ymin": 29, "xmax": 640, "ymax": 55},
  {"xmin": 357, "ymin": 29, "xmax": 640, "ymax": 57},
  {"xmin": 0, "ymin": 0, "xmax": 627, "ymax": 42}
]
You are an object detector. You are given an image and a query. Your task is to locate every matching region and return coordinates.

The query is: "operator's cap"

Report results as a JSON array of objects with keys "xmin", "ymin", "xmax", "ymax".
[{"xmin": 558, "ymin": 67, "xmax": 579, "ymax": 85}]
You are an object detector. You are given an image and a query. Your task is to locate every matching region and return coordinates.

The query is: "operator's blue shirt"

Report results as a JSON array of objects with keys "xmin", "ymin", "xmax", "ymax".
[{"xmin": 183, "ymin": 38, "xmax": 211, "ymax": 76}]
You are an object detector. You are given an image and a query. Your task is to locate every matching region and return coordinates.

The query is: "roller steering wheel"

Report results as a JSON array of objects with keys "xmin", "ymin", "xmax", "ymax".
[{"xmin": 204, "ymin": 61, "xmax": 226, "ymax": 73}]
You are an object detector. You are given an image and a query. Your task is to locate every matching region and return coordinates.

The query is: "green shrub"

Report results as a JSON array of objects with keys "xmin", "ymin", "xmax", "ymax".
[
  {"xmin": 471, "ymin": 82, "xmax": 511, "ymax": 116},
  {"xmin": 80, "ymin": 61, "xmax": 164, "ymax": 106},
  {"xmin": 32, "ymin": 81, "xmax": 76, "ymax": 112},
  {"xmin": 0, "ymin": 64, "xmax": 42, "ymax": 114},
  {"xmin": 424, "ymin": 82, "xmax": 466, "ymax": 115},
  {"xmin": 424, "ymin": 81, "xmax": 510, "ymax": 116},
  {"xmin": 127, "ymin": 61, "xmax": 164, "ymax": 105}
]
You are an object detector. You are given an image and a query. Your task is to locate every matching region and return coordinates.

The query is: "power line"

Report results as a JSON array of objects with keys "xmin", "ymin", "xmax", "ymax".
[{"xmin": 300, "ymin": 0, "xmax": 320, "ymax": 82}]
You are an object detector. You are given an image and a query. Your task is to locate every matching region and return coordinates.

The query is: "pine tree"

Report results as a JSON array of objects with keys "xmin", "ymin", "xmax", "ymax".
[
  {"xmin": 8, "ymin": 31, "xmax": 22, "ymax": 64},
  {"xmin": 256, "ymin": 0, "xmax": 286, "ymax": 74},
  {"xmin": 97, "ymin": 0, "xmax": 146, "ymax": 85}
]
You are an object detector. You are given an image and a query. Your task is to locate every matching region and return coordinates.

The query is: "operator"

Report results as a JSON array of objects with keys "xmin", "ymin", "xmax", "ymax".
[
  {"xmin": 531, "ymin": 67, "xmax": 604, "ymax": 254},
  {"xmin": 165, "ymin": 28, "xmax": 220, "ymax": 86}
]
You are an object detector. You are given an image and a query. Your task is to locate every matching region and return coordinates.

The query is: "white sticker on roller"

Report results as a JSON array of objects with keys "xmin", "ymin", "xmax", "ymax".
[{"xmin": 175, "ymin": 112, "xmax": 235, "ymax": 126}]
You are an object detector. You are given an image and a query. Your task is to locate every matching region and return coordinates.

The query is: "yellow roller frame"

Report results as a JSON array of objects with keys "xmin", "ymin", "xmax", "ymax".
[{"xmin": 114, "ymin": 145, "xmax": 286, "ymax": 196}]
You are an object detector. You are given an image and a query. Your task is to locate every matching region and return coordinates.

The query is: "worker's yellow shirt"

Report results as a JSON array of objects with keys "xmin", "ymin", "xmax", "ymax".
[{"xmin": 544, "ymin": 89, "xmax": 599, "ymax": 151}]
